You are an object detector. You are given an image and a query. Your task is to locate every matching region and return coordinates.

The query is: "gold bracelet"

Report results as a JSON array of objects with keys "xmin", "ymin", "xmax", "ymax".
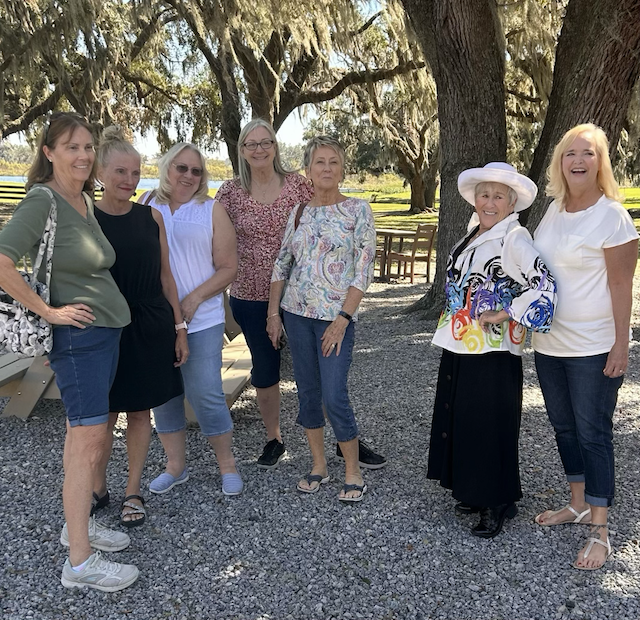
[{"xmin": 266, "ymin": 313, "xmax": 280, "ymax": 321}]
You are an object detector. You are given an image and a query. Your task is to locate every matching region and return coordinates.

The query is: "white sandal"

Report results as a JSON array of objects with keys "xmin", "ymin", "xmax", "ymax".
[
  {"xmin": 572, "ymin": 525, "xmax": 612, "ymax": 571},
  {"xmin": 534, "ymin": 504, "xmax": 591, "ymax": 526}
]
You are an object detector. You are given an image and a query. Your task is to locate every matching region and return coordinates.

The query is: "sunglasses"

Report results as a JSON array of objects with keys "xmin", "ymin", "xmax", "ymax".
[
  {"xmin": 43, "ymin": 112, "xmax": 87, "ymax": 145},
  {"xmin": 172, "ymin": 162, "xmax": 204, "ymax": 177},
  {"xmin": 242, "ymin": 139, "xmax": 275, "ymax": 151}
]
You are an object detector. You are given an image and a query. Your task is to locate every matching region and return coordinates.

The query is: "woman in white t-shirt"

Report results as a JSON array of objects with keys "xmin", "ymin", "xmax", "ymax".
[{"xmin": 532, "ymin": 124, "xmax": 638, "ymax": 571}]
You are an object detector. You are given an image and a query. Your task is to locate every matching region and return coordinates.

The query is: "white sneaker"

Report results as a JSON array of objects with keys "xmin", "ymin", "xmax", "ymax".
[
  {"xmin": 61, "ymin": 551, "xmax": 139, "ymax": 592},
  {"xmin": 60, "ymin": 516, "xmax": 130, "ymax": 552}
]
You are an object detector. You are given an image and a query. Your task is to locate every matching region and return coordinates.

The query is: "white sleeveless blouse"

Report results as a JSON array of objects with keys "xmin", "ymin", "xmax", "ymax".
[{"xmin": 149, "ymin": 196, "xmax": 224, "ymax": 334}]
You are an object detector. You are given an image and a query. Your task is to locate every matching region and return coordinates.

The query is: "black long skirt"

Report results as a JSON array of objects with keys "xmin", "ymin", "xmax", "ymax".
[{"xmin": 427, "ymin": 348, "xmax": 523, "ymax": 507}]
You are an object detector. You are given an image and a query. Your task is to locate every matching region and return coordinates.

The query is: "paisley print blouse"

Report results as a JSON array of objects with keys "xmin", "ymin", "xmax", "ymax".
[
  {"xmin": 432, "ymin": 213, "xmax": 556, "ymax": 356},
  {"xmin": 271, "ymin": 198, "xmax": 376, "ymax": 321}
]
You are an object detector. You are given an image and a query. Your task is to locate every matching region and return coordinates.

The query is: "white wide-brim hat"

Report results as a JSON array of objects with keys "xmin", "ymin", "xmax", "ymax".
[{"xmin": 457, "ymin": 162, "xmax": 538, "ymax": 213}]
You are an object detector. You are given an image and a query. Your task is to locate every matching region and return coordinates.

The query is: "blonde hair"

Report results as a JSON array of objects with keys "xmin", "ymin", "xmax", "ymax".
[
  {"xmin": 97, "ymin": 125, "xmax": 139, "ymax": 170},
  {"xmin": 474, "ymin": 182, "xmax": 518, "ymax": 209},
  {"xmin": 237, "ymin": 119, "xmax": 291, "ymax": 192},
  {"xmin": 303, "ymin": 135, "xmax": 345, "ymax": 172},
  {"xmin": 546, "ymin": 123, "xmax": 622, "ymax": 207},
  {"xmin": 27, "ymin": 112, "xmax": 96, "ymax": 192},
  {"xmin": 156, "ymin": 143, "xmax": 210, "ymax": 205}
]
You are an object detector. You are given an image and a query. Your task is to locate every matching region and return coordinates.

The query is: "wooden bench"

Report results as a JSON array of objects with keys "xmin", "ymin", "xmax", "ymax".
[
  {"xmin": 0, "ymin": 182, "xmax": 105, "ymax": 203},
  {"xmin": 0, "ymin": 317, "xmax": 253, "ymax": 421}
]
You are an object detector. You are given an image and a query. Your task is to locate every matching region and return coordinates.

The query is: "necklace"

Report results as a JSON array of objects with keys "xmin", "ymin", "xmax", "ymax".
[{"xmin": 252, "ymin": 174, "xmax": 281, "ymax": 203}]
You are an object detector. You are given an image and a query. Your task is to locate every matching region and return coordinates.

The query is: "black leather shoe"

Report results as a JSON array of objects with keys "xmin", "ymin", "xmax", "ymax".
[
  {"xmin": 471, "ymin": 503, "xmax": 518, "ymax": 539},
  {"xmin": 455, "ymin": 502, "xmax": 481, "ymax": 515}
]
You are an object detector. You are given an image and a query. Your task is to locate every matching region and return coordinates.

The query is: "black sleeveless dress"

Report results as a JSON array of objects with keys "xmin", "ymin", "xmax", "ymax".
[{"xmin": 95, "ymin": 203, "xmax": 183, "ymax": 412}]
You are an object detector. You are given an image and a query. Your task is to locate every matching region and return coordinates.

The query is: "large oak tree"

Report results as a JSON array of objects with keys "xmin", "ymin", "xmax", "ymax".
[{"xmin": 400, "ymin": 0, "xmax": 640, "ymax": 317}]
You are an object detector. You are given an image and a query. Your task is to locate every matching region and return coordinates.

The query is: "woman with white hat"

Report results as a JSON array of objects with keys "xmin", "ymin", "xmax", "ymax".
[{"xmin": 427, "ymin": 162, "xmax": 557, "ymax": 538}]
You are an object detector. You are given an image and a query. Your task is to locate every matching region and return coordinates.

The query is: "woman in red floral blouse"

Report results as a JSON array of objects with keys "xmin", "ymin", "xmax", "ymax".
[
  {"xmin": 216, "ymin": 119, "xmax": 312, "ymax": 469},
  {"xmin": 217, "ymin": 119, "xmax": 386, "ymax": 471}
]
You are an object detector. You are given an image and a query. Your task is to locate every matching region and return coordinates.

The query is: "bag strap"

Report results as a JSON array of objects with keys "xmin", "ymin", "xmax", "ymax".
[
  {"xmin": 141, "ymin": 190, "xmax": 157, "ymax": 206},
  {"xmin": 26, "ymin": 186, "xmax": 57, "ymax": 296},
  {"xmin": 294, "ymin": 202, "xmax": 308, "ymax": 230}
]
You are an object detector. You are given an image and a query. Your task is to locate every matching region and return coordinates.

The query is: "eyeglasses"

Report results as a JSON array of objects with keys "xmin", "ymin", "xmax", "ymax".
[
  {"xmin": 172, "ymin": 162, "xmax": 204, "ymax": 177},
  {"xmin": 242, "ymin": 139, "xmax": 275, "ymax": 151}
]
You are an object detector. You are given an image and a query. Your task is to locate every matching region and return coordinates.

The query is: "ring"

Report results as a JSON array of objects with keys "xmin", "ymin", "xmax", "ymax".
[{"xmin": 330, "ymin": 343, "xmax": 335, "ymax": 348}]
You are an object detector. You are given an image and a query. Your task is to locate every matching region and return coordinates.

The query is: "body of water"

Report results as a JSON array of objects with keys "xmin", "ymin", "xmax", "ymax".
[{"xmin": 0, "ymin": 175, "xmax": 223, "ymax": 190}]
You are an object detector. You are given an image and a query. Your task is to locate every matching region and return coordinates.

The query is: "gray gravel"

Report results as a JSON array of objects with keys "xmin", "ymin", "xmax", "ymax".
[{"xmin": 1, "ymin": 279, "xmax": 639, "ymax": 620}]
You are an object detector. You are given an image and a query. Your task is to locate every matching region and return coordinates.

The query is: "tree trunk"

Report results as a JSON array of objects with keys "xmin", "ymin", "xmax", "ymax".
[
  {"xmin": 422, "ymin": 143, "xmax": 440, "ymax": 212},
  {"xmin": 408, "ymin": 172, "xmax": 427, "ymax": 213},
  {"xmin": 523, "ymin": 0, "xmax": 640, "ymax": 231},
  {"xmin": 400, "ymin": 0, "xmax": 507, "ymax": 317},
  {"xmin": 218, "ymin": 51, "xmax": 243, "ymax": 175}
]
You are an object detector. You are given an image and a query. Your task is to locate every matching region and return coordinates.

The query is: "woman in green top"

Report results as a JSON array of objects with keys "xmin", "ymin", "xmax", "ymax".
[{"xmin": 0, "ymin": 113, "xmax": 138, "ymax": 592}]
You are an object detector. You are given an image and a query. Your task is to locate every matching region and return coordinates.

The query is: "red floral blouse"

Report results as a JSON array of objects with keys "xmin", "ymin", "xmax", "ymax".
[{"xmin": 216, "ymin": 173, "xmax": 314, "ymax": 301}]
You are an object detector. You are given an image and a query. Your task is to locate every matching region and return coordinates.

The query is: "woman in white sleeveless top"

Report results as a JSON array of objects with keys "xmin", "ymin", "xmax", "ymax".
[{"xmin": 143, "ymin": 143, "xmax": 243, "ymax": 496}]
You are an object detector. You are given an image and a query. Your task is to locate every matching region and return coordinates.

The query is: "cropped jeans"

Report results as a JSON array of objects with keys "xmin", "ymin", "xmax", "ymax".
[
  {"xmin": 283, "ymin": 311, "xmax": 358, "ymax": 443},
  {"xmin": 153, "ymin": 323, "xmax": 233, "ymax": 437},
  {"xmin": 534, "ymin": 352, "xmax": 623, "ymax": 507}
]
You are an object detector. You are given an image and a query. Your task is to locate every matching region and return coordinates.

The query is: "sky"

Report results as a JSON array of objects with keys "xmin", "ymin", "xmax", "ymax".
[
  {"xmin": 6, "ymin": 107, "xmax": 310, "ymax": 161},
  {"xmin": 133, "ymin": 109, "xmax": 308, "ymax": 160}
]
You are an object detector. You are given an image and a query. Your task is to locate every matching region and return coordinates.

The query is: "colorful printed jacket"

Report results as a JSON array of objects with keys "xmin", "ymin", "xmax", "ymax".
[{"xmin": 432, "ymin": 213, "xmax": 556, "ymax": 356}]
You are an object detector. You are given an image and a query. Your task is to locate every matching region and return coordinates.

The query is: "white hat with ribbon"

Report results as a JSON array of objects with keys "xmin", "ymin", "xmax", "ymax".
[{"xmin": 457, "ymin": 162, "xmax": 538, "ymax": 213}]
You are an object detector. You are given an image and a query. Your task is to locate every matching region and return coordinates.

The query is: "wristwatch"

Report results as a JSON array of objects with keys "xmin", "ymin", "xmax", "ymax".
[
  {"xmin": 338, "ymin": 310, "xmax": 353, "ymax": 322},
  {"xmin": 175, "ymin": 321, "xmax": 188, "ymax": 332}
]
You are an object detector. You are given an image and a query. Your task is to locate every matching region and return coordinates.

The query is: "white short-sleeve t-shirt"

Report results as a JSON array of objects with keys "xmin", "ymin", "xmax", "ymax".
[{"xmin": 532, "ymin": 195, "xmax": 638, "ymax": 357}]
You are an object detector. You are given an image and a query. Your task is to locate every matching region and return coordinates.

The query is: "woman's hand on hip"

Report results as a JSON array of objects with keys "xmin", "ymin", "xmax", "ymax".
[
  {"xmin": 321, "ymin": 316, "xmax": 348, "ymax": 357},
  {"xmin": 266, "ymin": 315, "xmax": 283, "ymax": 350},
  {"xmin": 180, "ymin": 292, "xmax": 202, "ymax": 324},
  {"xmin": 478, "ymin": 309, "xmax": 509, "ymax": 333},
  {"xmin": 174, "ymin": 330, "xmax": 189, "ymax": 367},
  {"xmin": 603, "ymin": 340, "xmax": 629, "ymax": 377},
  {"xmin": 44, "ymin": 304, "xmax": 95, "ymax": 328}
]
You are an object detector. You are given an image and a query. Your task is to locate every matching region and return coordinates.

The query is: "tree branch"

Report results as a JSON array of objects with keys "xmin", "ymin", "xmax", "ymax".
[
  {"xmin": 120, "ymin": 70, "xmax": 183, "ymax": 105},
  {"xmin": 2, "ymin": 85, "xmax": 62, "ymax": 138},
  {"xmin": 295, "ymin": 61, "xmax": 426, "ymax": 107},
  {"xmin": 506, "ymin": 88, "xmax": 542, "ymax": 104}
]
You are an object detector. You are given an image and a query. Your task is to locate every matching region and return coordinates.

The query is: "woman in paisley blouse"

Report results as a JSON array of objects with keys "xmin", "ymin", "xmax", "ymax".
[
  {"xmin": 267, "ymin": 136, "xmax": 376, "ymax": 502},
  {"xmin": 427, "ymin": 162, "xmax": 557, "ymax": 538},
  {"xmin": 217, "ymin": 119, "xmax": 386, "ymax": 472}
]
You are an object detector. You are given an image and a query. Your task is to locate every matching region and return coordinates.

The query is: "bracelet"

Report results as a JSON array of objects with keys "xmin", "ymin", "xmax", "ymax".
[
  {"xmin": 175, "ymin": 321, "xmax": 188, "ymax": 332},
  {"xmin": 266, "ymin": 313, "xmax": 280, "ymax": 321},
  {"xmin": 338, "ymin": 310, "xmax": 353, "ymax": 322}
]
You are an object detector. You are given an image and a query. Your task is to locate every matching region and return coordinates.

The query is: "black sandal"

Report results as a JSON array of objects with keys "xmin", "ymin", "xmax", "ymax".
[
  {"xmin": 120, "ymin": 495, "xmax": 146, "ymax": 528},
  {"xmin": 90, "ymin": 490, "xmax": 110, "ymax": 515}
]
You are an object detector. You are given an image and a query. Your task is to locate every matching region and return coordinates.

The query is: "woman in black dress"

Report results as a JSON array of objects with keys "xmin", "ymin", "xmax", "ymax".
[{"xmin": 93, "ymin": 126, "xmax": 188, "ymax": 527}]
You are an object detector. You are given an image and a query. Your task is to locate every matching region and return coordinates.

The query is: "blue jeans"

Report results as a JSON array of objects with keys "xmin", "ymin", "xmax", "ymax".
[
  {"xmin": 153, "ymin": 323, "xmax": 233, "ymax": 437},
  {"xmin": 49, "ymin": 326, "xmax": 121, "ymax": 427},
  {"xmin": 534, "ymin": 352, "xmax": 623, "ymax": 507},
  {"xmin": 229, "ymin": 296, "xmax": 280, "ymax": 388},
  {"xmin": 283, "ymin": 311, "xmax": 358, "ymax": 442}
]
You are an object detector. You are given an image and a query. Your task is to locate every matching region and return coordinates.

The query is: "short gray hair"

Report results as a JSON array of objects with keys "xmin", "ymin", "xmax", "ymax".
[
  {"xmin": 474, "ymin": 181, "xmax": 518, "ymax": 208},
  {"xmin": 237, "ymin": 119, "xmax": 291, "ymax": 192},
  {"xmin": 156, "ymin": 143, "xmax": 210, "ymax": 205},
  {"xmin": 303, "ymin": 135, "xmax": 345, "ymax": 173}
]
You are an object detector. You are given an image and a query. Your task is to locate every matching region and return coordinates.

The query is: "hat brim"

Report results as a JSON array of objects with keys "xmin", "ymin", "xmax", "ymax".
[{"xmin": 458, "ymin": 168, "xmax": 538, "ymax": 212}]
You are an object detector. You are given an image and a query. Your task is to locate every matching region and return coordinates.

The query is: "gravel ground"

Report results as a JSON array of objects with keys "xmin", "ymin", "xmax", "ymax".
[{"xmin": 1, "ymin": 279, "xmax": 639, "ymax": 620}]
